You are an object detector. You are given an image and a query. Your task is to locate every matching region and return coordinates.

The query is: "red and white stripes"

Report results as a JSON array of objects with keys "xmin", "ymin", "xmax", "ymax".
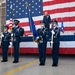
[{"xmin": 6, "ymin": 0, "xmax": 75, "ymax": 35}]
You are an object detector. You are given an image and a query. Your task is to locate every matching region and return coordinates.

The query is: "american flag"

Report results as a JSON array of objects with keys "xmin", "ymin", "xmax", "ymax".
[{"xmin": 6, "ymin": 0, "xmax": 75, "ymax": 54}]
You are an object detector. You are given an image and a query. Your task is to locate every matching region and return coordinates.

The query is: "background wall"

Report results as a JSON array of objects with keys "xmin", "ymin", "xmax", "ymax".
[{"xmin": 0, "ymin": 0, "xmax": 6, "ymax": 32}]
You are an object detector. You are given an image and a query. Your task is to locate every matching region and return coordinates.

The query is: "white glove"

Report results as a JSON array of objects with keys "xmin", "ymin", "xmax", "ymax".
[
  {"xmin": 8, "ymin": 29, "xmax": 12, "ymax": 33},
  {"xmin": 51, "ymin": 30, "xmax": 55, "ymax": 34},
  {"xmin": 36, "ymin": 36, "xmax": 39, "ymax": 39},
  {"xmin": 50, "ymin": 41, "xmax": 53, "ymax": 44},
  {"xmin": 11, "ymin": 33, "xmax": 13, "ymax": 37},
  {"xmin": 50, "ymin": 24, "xmax": 52, "ymax": 29},
  {"xmin": 1, "ymin": 34, "xmax": 4, "ymax": 37}
]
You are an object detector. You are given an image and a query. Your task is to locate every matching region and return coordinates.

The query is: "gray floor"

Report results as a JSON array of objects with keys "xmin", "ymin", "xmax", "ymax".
[{"xmin": 0, "ymin": 55, "xmax": 75, "ymax": 75}]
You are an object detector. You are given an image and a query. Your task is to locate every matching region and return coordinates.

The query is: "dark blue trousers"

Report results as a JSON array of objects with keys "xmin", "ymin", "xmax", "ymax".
[
  {"xmin": 13, "ymin": 42, "xmax": 20, "ymax": 61},
  {"xmin": 52, "ymin": 43, "xmax": 59, "ymax": 64},
  {"xmin": 2, "ymin": 42, "xmax": 9, "ymax": 61},
  {"xmin": 38, "ymin": 41, "xmax": 47, "ymax": 64}
]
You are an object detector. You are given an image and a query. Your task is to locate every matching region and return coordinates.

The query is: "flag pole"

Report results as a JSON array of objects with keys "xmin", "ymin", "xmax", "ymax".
[
  {"xmin": 50, "ymin": 29, "xmax": 54, "ymax": 50},
  {"xmin": 25, "ymin": 2, "xmax": 34, "ymax": 41},
  {"xmin": 25, "ymin": 1, "xmax": 38, "ymax": 42},
  {"xmin": 10, "ymin": 4, "xmax": 13, "ymax": 57},
  {"xmin": 25, "ymin": 2, "xmax": 32, "ymax": 32},
  {"xmin": 51, "ymin": 33, "xmax": 53, "ymax": 49}
]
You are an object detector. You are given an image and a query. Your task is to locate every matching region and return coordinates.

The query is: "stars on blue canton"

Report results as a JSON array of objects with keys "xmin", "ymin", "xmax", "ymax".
[{"xmin": 6, "ymin": 0, "xmax": 43, "ymax": 20}]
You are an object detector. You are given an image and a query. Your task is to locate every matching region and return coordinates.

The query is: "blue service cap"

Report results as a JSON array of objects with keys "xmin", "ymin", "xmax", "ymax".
[
  {"xmin": 51, "ymin": 20, "xmax": 58, "ymax": 23},
  {"xmin": 4, "ymin": 26, "xmax": 9, "ymax": 29},
  {"xmin": 14, "ymin": 20, "xmax": 20, "ymax": 23}
]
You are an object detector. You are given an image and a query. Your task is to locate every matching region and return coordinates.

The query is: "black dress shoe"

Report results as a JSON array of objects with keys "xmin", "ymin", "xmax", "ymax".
[
  {"xmin": 52, "ymin": 64, "xmax": 58, "ymax": 67},
  {"xmin": 1, "ymin": 60, "xmax": 8, "ymax": 62},
  {"xmin": 39, "ymin": 63, "xmax": 45, "ymax": 66},
  {"xmin": 13, "ymin": 61, "xmax": 19, "ymax": 63},
  {"xmin": 39, "ymin": 63, "xmax": 42, "ymax": 65},
  {"xmin": 42, "ymin": 63, "xmax": 45, "ymax": 66}
]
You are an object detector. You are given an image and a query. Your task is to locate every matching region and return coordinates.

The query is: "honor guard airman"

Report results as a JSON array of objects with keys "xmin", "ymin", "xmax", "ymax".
[
  {"xmin": 12, "ymin": 20, "xmax": 23, "ymax": 63},
  {"xmin": 1, "ymin": 26, "xmax": 11, "ymax": 62},
  {"xmin": 37, "ymin": 21, "xmax": 47, "ymax": 66},
  {"xmin": 50, "ymin": 20, "xmax": 60, "ymax": 67},
  {"xmin": 43, "ymin": 12, "xmax": 51, "ymax": 30}
]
